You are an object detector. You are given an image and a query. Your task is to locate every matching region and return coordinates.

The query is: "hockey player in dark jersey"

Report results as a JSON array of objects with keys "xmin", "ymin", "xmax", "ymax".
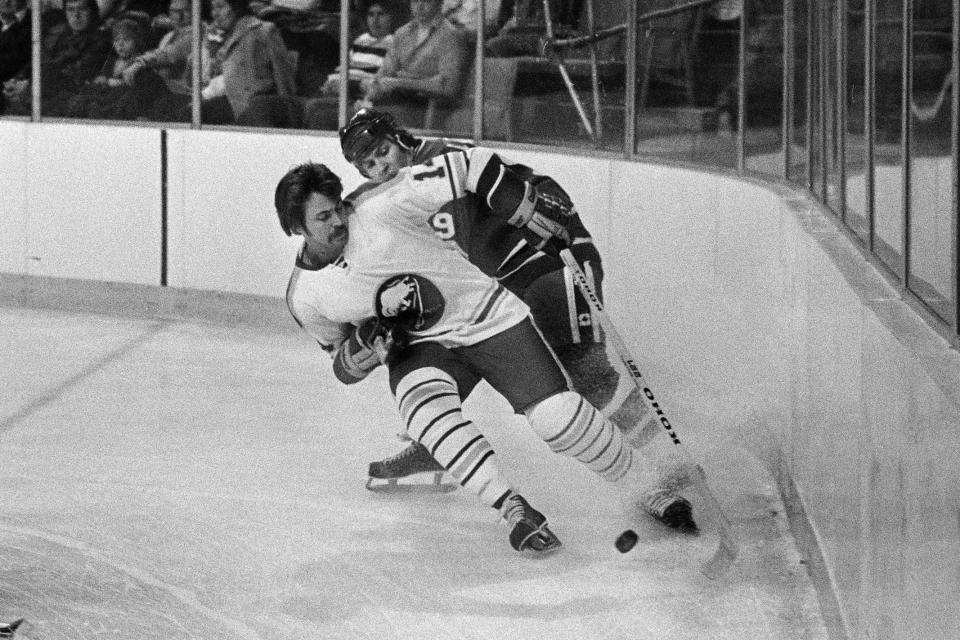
[{"xmin": 339, "ymin": 108, "xmax": 697, "ymax": 531}]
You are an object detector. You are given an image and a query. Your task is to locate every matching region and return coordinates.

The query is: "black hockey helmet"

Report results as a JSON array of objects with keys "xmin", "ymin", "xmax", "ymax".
[{"xmin": 339, "ymin": 108, "xmax": 417, "ymax": 163}]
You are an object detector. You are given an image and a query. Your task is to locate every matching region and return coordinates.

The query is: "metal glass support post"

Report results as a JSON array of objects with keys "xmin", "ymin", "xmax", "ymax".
[
  {"xmin": 806, "ymin": 0, "xmax": 814, "ymax": 189},
  {"xmin": 901, "ymin": 0, "xmax": 913, "ymax": 286},
  {"xmin": 30, "ymin": 0, "xmax": 40, "ymax": 121},
  {"xmin": 191, "ymin": 0, "xmax": 202, "ymax": 128},
  {"xmin": 838, "ymin": 0, "xmax": 848, "ymax": 223},
  {"xmin": 818, "ymin": 0, "xmax": 828, "ymax": 199},
  {"xmin": 953, "ymin": 0, "xmax": 960, "ymax": 339},
  {"xmin": 624, "ymin": 0, "xmax": 637, "ymax": 158},
  {"xmin": 338, "ymin": 0, "xmax": 350, "ymax": 129},
  {"xmin": 472, "ymin": 1, "xmax": 484, "ymax": 141},
  {"xmin": 737, "ymin": 0, "xmax": 748, "ymax": 172},
  {"xmin": 585, "ymin": 0, "xmax": 602, "ymax": 145},
  {"xmin": 865, "ymin": 0, "xmax": 875, "ymax": 252},
  {"xmin": 783, "ymin": 0, "xmax": 794, "ymax": 179}
]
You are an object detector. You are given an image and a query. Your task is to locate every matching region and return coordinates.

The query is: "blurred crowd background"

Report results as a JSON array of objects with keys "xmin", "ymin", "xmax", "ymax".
[{"xmin": 1, "ymin": 0, "xmax": 957, "ymax": 336}]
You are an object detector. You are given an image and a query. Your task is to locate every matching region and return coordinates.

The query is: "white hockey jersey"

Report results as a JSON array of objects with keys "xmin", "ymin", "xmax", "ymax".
[{"xmin": 286, "ymin": 155, "xmax": 530, "ymax": 354}]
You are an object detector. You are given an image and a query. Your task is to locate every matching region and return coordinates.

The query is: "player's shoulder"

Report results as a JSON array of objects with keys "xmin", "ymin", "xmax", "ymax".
[
  {"xmin": 344, "ymin": 180, "xmax": 381, "ymax": 204},
  {"xmin": 415, "ymin": 138, "xmax": 473, "ymax": 162}
]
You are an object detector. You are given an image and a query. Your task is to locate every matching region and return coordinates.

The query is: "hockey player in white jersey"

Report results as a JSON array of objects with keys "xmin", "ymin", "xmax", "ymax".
[{"xmin": 277, "ymin": 160, "xmax": 656, "ymax": 554}]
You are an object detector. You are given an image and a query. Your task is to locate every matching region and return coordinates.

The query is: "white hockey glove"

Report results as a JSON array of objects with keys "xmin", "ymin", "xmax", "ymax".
[
  {"xmin": 506, "ymin": 182, "xmax": 574, "ymax": 256},
  {"xmin": 333, "ymin": 318, "xmax": 407, "ymax": 384}
]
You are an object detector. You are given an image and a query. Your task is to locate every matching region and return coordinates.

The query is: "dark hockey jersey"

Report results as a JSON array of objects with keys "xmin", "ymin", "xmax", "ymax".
[{"xmin": 411, "ymin": 139, "xmax": 600, "ymax": 295}]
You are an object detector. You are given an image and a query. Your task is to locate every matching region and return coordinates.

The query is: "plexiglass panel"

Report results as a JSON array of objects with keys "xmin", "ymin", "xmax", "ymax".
[
  {"xmin": 907, "ymin": 0, "xmax": 955, "ymax": 325},
  {"xmin": 873, "ymin": 0, "xmax": 905, "ymax": 274},
  {"xmin": 633, "ymin": 0, "xmax": 739, "ymax": 166},
  {"xmin": 744, "ymin": 1, "xmax": 785, "ymax": 176},
  {"xmin": 490, "ymin": 0, "xmax": 626, "ymax": 151},
  {"xmin": 844, "ymin": 0, "xmax": 869, "ymax": 241}
]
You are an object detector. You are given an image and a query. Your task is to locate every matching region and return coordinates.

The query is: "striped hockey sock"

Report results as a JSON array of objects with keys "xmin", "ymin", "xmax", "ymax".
[
  {"xmin": 395, "ymin": 368, "xmax": 512, "ymax": 508},
  {"xmin": 526, "ymin": 391, "xmax": 634, "ymax": 482}
]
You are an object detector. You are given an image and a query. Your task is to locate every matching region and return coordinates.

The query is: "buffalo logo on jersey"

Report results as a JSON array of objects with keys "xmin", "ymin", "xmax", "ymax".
[{"xmin": 375, "ymin": 274, "xmax": 445, "ymax": 331}]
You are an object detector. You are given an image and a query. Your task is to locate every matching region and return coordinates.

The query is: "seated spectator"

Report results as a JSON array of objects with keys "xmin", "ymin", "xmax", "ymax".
[
  {"xmin": 66, "ymin": 12, "xmax": 168, "ymax": 118},
  {"xmin": 256, "ymin": 0, "xmax": 342, "ymax": 98},
  {"xmin": 148, "ymin": 0, "xmax": 297, "ymax": 125},
  {"xmin": 0, "ymin": 0, "xmax": 30, "ymax": 87},
  {"xmin": 201, "ymin": 0, "xmax": 296, "ymax": 124},
  {"xmin": 2, "ymin": 0, "xmax": 112, "ymax": 116},
  {"xmin": 319, "ymin": 0, "xmax": 395, "ymax": 99},
  {"xmin": 485, "ymin": 0, "xmax": 580, "ymax": 58},
  {"xmin": 121, "ymin": 0, "xmax": 194, "ymax": 93},
  {"xmin": 350, "ymin": 0, "xmax": 467, "ymax": 127}
]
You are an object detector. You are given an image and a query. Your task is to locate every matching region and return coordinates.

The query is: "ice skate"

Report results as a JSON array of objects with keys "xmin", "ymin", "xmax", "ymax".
[
  {"xmin": 366, "ymin": 440, "xmax": 457, "ymax": 493},
  {"xmin": 0, "ymin": 618, "xmax": 25, "ymax": 638},
  {"xmin": 639, "ymin": 490, "xmax": 698, "ymax": 532},
  {"xmin": 499, "ymin": 492, "xmax": 562, "ymax": 555}
]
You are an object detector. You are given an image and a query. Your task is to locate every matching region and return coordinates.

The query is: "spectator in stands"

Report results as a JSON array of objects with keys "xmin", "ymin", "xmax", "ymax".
[
  {"xmin": 319, "ymin": 0, "xmax": 395, "ymax": 99},
  {"xmin": 0, "ymin": 0, "xmax": 30, "ymax": 86},
  {"xmin": 297, "ymin": 0, "xmax": 397, "ymax": 130},
  {"xmin": 191, "ymin": 0, "xmax": 295, "ymax": 124},
  {"xmin": 121, "ymin": 0, "xmax": 193, "ymax": 93},
  {"xmin": 485, "ymin": 0, "xmax": 580, "ymax": 57},
  {"xmin": 66, "ymin": 12, "xmax": 168, "ymax": 118},
  {"xmin": 354, "ymin": 0, "xmax": 466, "ymax": 126},
  {"xmin": 145, "ymin": 0, "xmax": 296, "ymax": 124},
  {"xmin": 2, "ymin": 0, "xmax": 112, "ymax": 116}
]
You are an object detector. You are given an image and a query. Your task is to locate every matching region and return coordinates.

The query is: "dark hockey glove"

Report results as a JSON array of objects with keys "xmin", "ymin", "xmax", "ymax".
[
  {"xmin": 509, "ymin": 184, "xmax": 574, "ymax": 256},
  {"xmin": 333, "ymin": 318, "xmax": 407, "ymax": 384}
]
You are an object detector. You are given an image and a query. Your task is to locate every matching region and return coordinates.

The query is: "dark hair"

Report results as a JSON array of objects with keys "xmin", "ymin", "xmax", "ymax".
[
  {"xmin": 275, "ymin": 163, "xmax": 344, "ymax": 236},
  {"xmin": 223, "ymin": 0, "xmax": 251, "ymax": 16},
  {"xmin": 65, "ymin": 0, "xmax": 101, "ymax": 23},
  {"xmin": 111, "ymin": 15, "xmax": 149, "ymax": 50},
  {"xmin": 364, "ymin": 0, "xmax": 396, "ymax": 14}
]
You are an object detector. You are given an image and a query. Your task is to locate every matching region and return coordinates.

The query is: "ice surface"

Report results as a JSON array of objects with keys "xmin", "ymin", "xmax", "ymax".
[{"xmin": 0, "ymin": 306, "xmax": 827, "ymax": 639}]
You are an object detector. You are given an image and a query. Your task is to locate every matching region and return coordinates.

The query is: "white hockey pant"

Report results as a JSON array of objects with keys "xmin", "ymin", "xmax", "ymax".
[{"xmin": 395, "ymin": 367, "xmax": 512, "ymax": 507}]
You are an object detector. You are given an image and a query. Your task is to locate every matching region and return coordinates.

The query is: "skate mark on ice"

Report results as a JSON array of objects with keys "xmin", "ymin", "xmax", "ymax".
[
  {"xmin": 0, "ymin": 522, "xmax": 261, "ymax": 640},
  {"xmin": 0, "ymin": 321, "xmax": 168, "ymax": 436}
]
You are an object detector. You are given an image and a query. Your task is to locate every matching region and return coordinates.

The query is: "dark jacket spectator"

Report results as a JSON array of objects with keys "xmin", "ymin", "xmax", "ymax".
[
  {"xmin": 66, "ymin": 13, "xmax": 169, "ymax": 119},
  {"xmin": 0, "ymin": 0, "xmax": 30, "ymax": 84},
  {"xmin": 46, "ymin": 0, "xmax": 114, "ymax": 114},
  {"xmin": 3, "ymin": 0, "xmax": 112, "ymax": 115}
]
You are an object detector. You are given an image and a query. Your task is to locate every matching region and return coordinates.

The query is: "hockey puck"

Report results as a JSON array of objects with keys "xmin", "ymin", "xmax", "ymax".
[{"xmin": 615, "ymin": 529, "xmax": 638, "ymax": 553}]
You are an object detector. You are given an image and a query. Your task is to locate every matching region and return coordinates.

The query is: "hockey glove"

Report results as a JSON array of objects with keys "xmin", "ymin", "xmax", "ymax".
[
  {"xmin": 333, "ymin": 318, "xmax": 407, "ymax": 384},
  {"xmin": 508, "ymin": 183, "xmax": 574, "ymax": 256}
]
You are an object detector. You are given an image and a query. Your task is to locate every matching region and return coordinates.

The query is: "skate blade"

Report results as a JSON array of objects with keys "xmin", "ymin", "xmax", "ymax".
[
  {"xmin": 518, "ymin": 526, "xmax": 562, "ymax": 557},
  {"xmin": 0, "ymin": 618, "xmax": 29, "ymax": 638},
  {"xmin": 365, "ymin": 471, "xmax": 457, "ymax": 494}
]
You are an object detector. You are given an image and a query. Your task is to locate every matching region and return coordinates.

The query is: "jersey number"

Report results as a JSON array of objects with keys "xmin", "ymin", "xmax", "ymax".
[
  {"xmin": 430, "ymin": 212, "xmax": 456, "ymax": 240},
  {"xmin": 413, "ymin": 166, "xmax": 446, "ymax": 181}
]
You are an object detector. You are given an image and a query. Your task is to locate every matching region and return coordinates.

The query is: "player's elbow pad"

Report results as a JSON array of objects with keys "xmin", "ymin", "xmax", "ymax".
[{"xmin": 332, "ymin": 334, "xmax": 380, "ymax": 384}]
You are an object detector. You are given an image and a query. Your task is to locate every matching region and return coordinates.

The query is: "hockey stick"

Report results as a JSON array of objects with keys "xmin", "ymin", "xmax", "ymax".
[{"xmin": 558, "ymin": 248, "xmax": 738, "ymax": 579}]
